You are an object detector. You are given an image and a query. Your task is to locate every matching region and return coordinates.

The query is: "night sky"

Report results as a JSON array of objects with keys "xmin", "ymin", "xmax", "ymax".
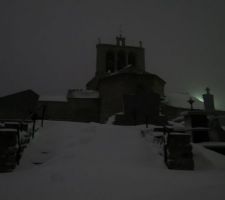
[{"xmin": 0, "ymin": 0, "xmax": 225, "ymax": 109}]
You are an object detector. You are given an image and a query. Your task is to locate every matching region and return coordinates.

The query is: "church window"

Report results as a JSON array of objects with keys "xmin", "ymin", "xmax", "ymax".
[
  {"xmin": 128, "ymin": 52, "xmax": 136, "ymax": 66},
  {"xmin": 106, "ymin": 51, "xmax": 115, "ymax": 73},
  {"xmin": 117, "ymin": 51, "xmax": 126, "ymax": 70}
]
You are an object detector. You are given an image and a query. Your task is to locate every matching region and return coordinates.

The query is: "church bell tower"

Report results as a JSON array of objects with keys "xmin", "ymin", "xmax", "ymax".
[
  {"xmin": 86, "ymin": 35, "xmax": 146, "ymax": 90},
  {"xmin": 95, "ymin": 35, "xmax": 145, "ymax": 76}
]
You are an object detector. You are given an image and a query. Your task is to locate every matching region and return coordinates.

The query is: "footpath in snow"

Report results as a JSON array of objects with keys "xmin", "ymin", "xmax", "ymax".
[{"xmin": 0, "ymin": 121, "xmax": 225, "ymax": 200}]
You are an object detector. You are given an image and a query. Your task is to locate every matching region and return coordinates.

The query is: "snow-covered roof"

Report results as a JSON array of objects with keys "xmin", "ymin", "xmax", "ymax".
[
  {"xmin": 39, "ymin": 96, "xmax": 67, "ymax": 102},
  {"xmin": 165, "ymin": 92, "xmax": 204, "ymax": 109},
  {"xmin": 104, "ymin": 66, "xmax": 166, "ymax": 83},
  {"xmin": 0, "ymin": 128, "xmax": 17, "ymax": 132},
  {"xmin": 107, "ymin": 64, "xmax": 132, "ymax": 75},
  {"xmin": 67, "ymin": 89, "xmax": 99, "ymax": 99}
]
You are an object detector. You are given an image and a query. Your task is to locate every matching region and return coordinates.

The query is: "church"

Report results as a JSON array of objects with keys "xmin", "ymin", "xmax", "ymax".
[
  {"xmin": 0, "ymin": 35, "xmax": 223, "ymax": 125},
  {"xmin": 67, "ymin": 35, "xmax": 165, "ymax": 124},
  {"xmin": 38, "ymin": 35, "xmax": 166, "ymax": 124}
]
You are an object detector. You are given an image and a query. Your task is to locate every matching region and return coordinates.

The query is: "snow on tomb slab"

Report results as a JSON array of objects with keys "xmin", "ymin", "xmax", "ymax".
[
  {"xmin": 0, "ymin": 128, "xmax": 17, "ymax": 132},
  {"xmin": 107, "ymin": 64, "xmax": 132, "ymax": 75},
  {"xmin": 200, "ymin": 142, "xmax": 225, "ymax": 148},
  {"xmin": 67, "ymin": 89, "xmax": 99, "ymax": 99},
  {"xmin": 171, "ymin": 115, "xmax": 184, "ymax": 122},
  {"xmin": 187, "ymin": 127, "xmax": 209, "ymax": 131},
  {"xmin": 4, "ymin": 121, "xmax": 20, "ymax": 124},
  {"xmin": 39, "ymin": 96, "xmax": 67, "ymax": 102}
]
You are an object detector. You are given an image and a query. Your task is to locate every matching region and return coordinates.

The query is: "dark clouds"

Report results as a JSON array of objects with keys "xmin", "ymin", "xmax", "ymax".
[{"xmin": 0, "ymin": 0, "xmax": 225, "ymax": 109}]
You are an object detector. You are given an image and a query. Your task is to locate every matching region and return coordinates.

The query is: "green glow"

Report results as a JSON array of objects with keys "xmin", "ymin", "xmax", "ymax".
[{"xmin": 195, "ymin": 95, "xmax": 204, "ymax": 102}]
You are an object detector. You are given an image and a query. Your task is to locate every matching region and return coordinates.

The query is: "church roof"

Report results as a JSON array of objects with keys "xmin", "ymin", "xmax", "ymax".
[
  {"xmin": 86, "ymin": 66, "xmax": 166, "ymax": 90},
  {"xmin": 67, "ymin": 89, "xmax": 99, "ymax": 99},
  {"xmin": 100, "ymin": 66, "xmax": 166, "ymax": 84},
  {"xmin": 105, "ymin": 65, "xmax": 165, "ymax": 83}
]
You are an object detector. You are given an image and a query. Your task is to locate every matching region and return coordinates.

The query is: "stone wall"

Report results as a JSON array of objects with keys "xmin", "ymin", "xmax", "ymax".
[
  {"xmin": 184, "ymin": 111, "xmax": 210, "ymax": 143},
  {"xmin": 38, "ymin": 98, "xmax": 100, "ymax": 122},
  {"xmin": 99, "ymin": 73, "xmax": 165, "ymax": 123},
  {"xmin": 114, "ymin": 91, "xmax": 167, "ymax": 125}
]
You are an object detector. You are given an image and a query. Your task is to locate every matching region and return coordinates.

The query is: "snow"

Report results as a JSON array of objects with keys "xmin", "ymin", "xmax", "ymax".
[
  {"xmin": 187, "ymin": 127, "xmax": 209, "ymax": 131},
  {"xmin": 168, "ymin": 120, "xmax": 185, "ymax": 130},
  {"xmin": 171, "ymin": 115, "xmax": 184, "ymax": 122},
  {"xmin": 107, "ymin": 64, "xmax": 132, "ymax": 75},
  {"xmin": 1, "ymin": 121, "xmax": 225, "ymax": 200},
  {"xmin": 106, "ymin": 112, "xmax": 124, "ymax": 124},
  {"xmin": 39, "ymin": 96, "xmax": 67, "ymax": 102},
  {"xmin": 200, "ymin": 142, "xmax": 225, "ymax": 148},
  {"xmin": 0, "ymin": 128, "xmax": 17, "ymax": 132},
  {"xmin": 2, "ymin": 121, "xmax": 20, "ymax": 124},
  {"xmin": 67, "ymin": 89, "xmax": 99, "ymax": 99},
  {"xmin": 106, "ymin": 114, "xmax": 116, "ymax": 124},
  {"xmin": 193, "ymin": 144, "xmax": 225, "ymax": 170}
]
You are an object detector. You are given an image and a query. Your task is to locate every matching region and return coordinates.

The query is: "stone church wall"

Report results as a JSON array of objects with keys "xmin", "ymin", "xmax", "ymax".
[
  {"xmin": 37, "ymin": 99, "xmax": 99, "ymax": 122},
  {"xmin": 99, "ymin": 73, "xmax": 165, "ymax": 123}
]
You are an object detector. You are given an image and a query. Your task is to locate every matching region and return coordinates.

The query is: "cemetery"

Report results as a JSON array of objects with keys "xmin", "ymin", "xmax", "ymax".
[
  {"xmin": 0, "ymin": 36, "xmax": 225, "ymax": 173},
  {"xmin": 0, "ymin": 90, "xmax": 39, "ymax": 172},
  {"xmin": 0, "ymin": 36, "xmax": 224, "ymax": 200},
  {"xmin": 0, "ymin": 85, "xmax": 225, "ymax": 172}
]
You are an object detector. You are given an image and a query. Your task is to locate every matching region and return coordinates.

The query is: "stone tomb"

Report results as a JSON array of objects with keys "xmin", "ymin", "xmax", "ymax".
[
  {"xmin": 183, "ymin": 111, "xmax": 209, "ymax": 143},
  {"xmin": 164, "ymin": 132, "xmax": 194, "ymax": 170}
]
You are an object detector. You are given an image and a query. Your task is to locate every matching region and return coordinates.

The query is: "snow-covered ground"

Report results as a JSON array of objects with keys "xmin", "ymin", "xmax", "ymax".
[{"xmin": 0, "ymin": 121, "xmax": 225, "ymax": 200}]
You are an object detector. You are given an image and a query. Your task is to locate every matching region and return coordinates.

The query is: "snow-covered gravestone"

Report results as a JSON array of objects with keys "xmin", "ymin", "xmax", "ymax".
[{"xmin": 0, "ymin": 122, "xmax": 33, "ymax": 172}]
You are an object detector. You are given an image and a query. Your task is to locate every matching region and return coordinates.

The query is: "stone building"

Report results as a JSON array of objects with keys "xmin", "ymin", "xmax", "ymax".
[
  {"xmin": 39, "ymin": 35, "xmax": 166, "ymax": 124},
  {"xmin": 86, "ymin": 35, "xmax": 166, "ymax": 123},
  {"xmin": 38, "ymin": 90, "xmax": 99, "ymax": 122},
  {"xmin": 0, "ymin": 90, "xmax": 39, "ymax": 121}
]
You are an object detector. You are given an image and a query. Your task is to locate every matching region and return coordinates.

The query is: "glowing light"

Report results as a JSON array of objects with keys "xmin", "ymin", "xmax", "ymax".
[{"xmin": 195, "ymin": 95, "xmax": 204, "ymax": 102}]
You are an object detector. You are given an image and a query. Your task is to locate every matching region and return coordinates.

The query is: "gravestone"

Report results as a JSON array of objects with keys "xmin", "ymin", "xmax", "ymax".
[
  {"xmin": 164, "ymin": 132, "xmax": 194, "ymax": 170},
  {"xmin": 184, "ymin": 111, "xmax": 209, "ymax": 143},
  {"xmin": 0, "ymin": 129, "xmax": 18, "ymax": 172}
]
